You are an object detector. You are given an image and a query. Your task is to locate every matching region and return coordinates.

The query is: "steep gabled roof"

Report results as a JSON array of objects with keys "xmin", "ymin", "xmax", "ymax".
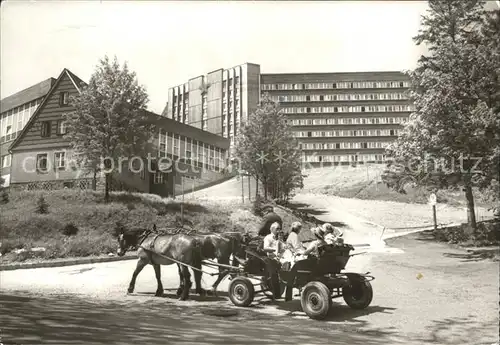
[
  {"xmin": 9, "ymin": 68, "xmax": 84, "ymax": 153},
  {"xmin": 1, "ymin": 77, "xmax": 56, "ymax": 113},
  {"xmin": 66, "ymin": 69, "xmax": 88, "ymax": 92}
]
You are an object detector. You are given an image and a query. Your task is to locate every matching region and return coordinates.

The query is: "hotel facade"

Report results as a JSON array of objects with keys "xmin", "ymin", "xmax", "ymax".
[{"xmin": 165, "ymin": 63, "xmax": 414, "ymax": 164}]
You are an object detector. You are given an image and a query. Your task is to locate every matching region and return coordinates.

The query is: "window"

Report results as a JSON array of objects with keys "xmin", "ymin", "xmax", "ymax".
[
  {"xmin": 56, "ymin": 120, "xmax": 67, "ymax": 135},
  {"xmin": 1, "ymin": 154, "xmax": 11, "ymax": 168},
  {"xmin": 36, "ymin": 153, "xmax": 48, "ymax": 173},
  {"xmin": 54, "ymin": 152, "xmax": 66, "ymax": 169},
  {"xmin": 59, "ymin": 92, "xmax": 70, "ymax": 106},
  {"xmin": 154, "ymin": 172, "xmax": 164, "ymax": 184},
  {"xmin": 41, "ymin": 121, "xmax": 51, "ymax": 137}
]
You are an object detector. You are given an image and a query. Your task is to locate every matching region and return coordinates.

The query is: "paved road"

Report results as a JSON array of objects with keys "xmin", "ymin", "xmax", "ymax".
[{"xmin": 1, "ymin": 232, "xmax": 498, "ymax": 345}]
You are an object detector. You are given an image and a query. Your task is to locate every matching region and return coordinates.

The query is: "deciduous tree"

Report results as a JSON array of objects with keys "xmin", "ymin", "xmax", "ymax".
[
  {"xmin": 385, "ymin": 1, "xmax": 500, "ymax": 231},
  {"xmin": 64, "ymin": 56, "xmax": 155, "ymax": 201},
  {"xmin": 234, "ymin": 94, "xmax": 304, "ymax": 202}
]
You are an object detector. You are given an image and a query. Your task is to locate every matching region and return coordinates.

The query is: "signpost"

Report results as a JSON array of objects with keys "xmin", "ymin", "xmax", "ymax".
[
  {"xmin": 429, "ymin": 193, "xmax": 437, "ymax": 231},
  {"xmin": 248, "ymin": 175, "xmax": 251, "ymax": 202},
  {"xmin": 239, "ymin": 170, "xmax": 247, "ymax": 204}
]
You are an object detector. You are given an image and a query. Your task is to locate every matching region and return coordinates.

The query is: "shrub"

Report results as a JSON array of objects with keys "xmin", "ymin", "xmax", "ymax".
[
  {"xmin": 61, "ymin": 223, "xmax": 79, "ymax": 236},
  {"xmin": 433, "ymin": 220, "xmax": 500, "ymax": 245},
  {"xmin": 0, "ymin": 190, "xmax": 9, "ymax": 204},
  {"xmin": 36, "ymin": 195, "xmax": 49, "ymax": 214},
  {"xmin": 253, "ymin": 194, "xmax": 264, "ymax": 217}
]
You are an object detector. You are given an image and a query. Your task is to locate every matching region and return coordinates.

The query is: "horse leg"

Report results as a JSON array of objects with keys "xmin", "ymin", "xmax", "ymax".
[
  {"xmin": 128, "ymin": 258, "xmax": 148, "ymax": 294},
  {"xmin": 176, "ymin": 264, "xmax": 184, "ymax": 298},
  {"xmin": 211, "ymin": 255, "xmax": 230, "ymax": 293},
  {"xmin": 179, "ymin": 265, "xmax": 192, "ymax": 301},
  {"xmin": 153, "ymin": 264, "xmax": 164, "ymax": 297}
]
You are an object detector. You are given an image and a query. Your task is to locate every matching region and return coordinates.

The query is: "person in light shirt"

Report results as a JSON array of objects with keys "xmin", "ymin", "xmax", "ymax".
[
  {"xmin": 262, "ymin": 222, "xmax": 284, "ymax": 257},
  {"xmin": 279, "ymin": 221, "xmax": 306, "ymax": 270},
  {"xmin": 286, "ymin": 222, "xmax": 306, "ymax": 252}
]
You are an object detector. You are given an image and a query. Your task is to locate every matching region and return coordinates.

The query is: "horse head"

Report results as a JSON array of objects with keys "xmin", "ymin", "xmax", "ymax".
[{"xmin": 116, "ymin": 224, "xmax": 155, "ymax": 257}]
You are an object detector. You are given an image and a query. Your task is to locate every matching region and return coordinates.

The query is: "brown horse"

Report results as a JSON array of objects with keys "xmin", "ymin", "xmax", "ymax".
[
  {"xmin": 117, "ymin": 231, "xmax": 205, "ymax": 301},
  {"xmin": 195, "ymin": 232, "xmax": 251, "ymax": 291}
]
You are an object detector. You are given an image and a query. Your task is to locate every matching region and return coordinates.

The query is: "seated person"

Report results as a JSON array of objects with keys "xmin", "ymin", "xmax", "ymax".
[
  {"xmin": 300, "ymin": 226, "xmax": 328, "ymax": 257},
  {"xmin": 321, "ymin": 223, "xmax": 344, "ymax": 245},
  {"xmin": 286, "ymin": 222, "xmax": 306, "ymax": 252},
  {"xmin": 257, "ymin": 205, "xmax": 283, "ymax": 237},
  {"xmin": 262, "ymin": 222, "xmax": 285, "ymax": 257}
]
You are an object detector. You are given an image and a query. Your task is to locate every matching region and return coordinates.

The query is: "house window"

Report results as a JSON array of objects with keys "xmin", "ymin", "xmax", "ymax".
[
  {"xmin": 36, "ymin": 153, "xmax": 48, "ymax": 173},
  {"xmin": 59, "ymin": 92, "xmax": 70, "ymax": 106},
  {"xmin": 159, "ymin": 143, "xmax": 166, "ymax": 156},
  {"xmin": 56, "ymin": 120, "xmax": 67, "ymax": 135},
  {"xmin": 154, "ymin": 172, "xmax": 164, "ymax": 184},
  {"xmin": 41, "ymin": 121, "xmax": 51, "ymax": 137},
  {"xmin": 54, "ymin": 152, "xmax": 66, "ymax": 169},
  {"xmin": 186, "ymin": 150, "xmax": 192, "ymax": 165},
  {"xmin": 1, "ymin": 154, "xmax": 11, "ymax": 168}
]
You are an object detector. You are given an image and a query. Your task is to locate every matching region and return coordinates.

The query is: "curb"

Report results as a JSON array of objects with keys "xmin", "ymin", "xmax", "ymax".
[{"xmin": 0, "ymin": 255, "xmax": 137, "ymax": 272}]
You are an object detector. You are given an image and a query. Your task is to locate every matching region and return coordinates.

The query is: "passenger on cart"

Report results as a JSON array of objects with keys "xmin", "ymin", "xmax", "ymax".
[{"xmin": 257, "ymin": 205, "xmax": 283, "ymax": 237}]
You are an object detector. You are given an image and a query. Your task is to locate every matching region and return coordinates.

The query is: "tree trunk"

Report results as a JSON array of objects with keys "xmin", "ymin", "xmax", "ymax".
[
  {"xmin": 92, "ymin": 170, "xmax": 97, "ymax": 191},
  {"xmin": 255, "ymin": 177, "xmax": 259, "ymax": 199},
  {"xmin": 463, "ymin": 173, "xmax": 477, "ymax": 232},
  {"xmin": 264, "ymin": 176, "xmax": 268, "ymax": 200},
  {"xmin": 105, "ymin": 172, "xmax": 110, "ymax": 203}
]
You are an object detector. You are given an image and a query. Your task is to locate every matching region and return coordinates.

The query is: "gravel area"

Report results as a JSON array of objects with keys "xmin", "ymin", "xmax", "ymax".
[
  {"xmin": 293, "ymin": 193, "xmax": 494, "ymax": 229},
  {"xmin": 1, "ymin": 232, "xmax": 498, "ymax": 345}
]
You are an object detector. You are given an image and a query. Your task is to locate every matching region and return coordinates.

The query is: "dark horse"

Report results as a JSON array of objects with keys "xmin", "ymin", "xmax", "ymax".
[
  {"xmin": 117, "ymin": 228, "xmax": 205, "ymax": 301},
  {"xmin": 195, "ymin": 232, "xmax": 251, "ymax": 291}
]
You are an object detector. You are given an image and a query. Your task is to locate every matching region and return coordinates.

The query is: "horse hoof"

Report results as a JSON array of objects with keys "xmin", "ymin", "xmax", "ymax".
[
  {"xmin": 196, "ymin": 289, "xmax": 207, "ymax": 296},
  {"xmin": 176, "ymin": 289, "xmax": 183, "ymax": 297},
  {"xmin": 127, "ymin": 288, "xmax": 134, "ymax": 294},
  {"xmin": 178, "ymin": 296, "xmax": 188, "ymax": 301},
  {"xmin": 155, "ymin": 292, "xmax": 163, "ymax": 297}
]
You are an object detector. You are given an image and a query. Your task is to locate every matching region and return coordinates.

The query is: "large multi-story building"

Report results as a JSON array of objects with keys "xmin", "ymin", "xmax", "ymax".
[
  {"xmin": 164, "ymin": 63, "xmax": 261, "ymax": 150},
  {"xmin": 165, "ymin": 63, "xmax": 414, "ymax": 164},
  {"xmin": 1, "ymin": 77, "xmax": 56, "ymax": 186},
  {"xmin": 2, "ymin": 68, "xmax": 231, "ymax": 195},
  {"xmin": 261, "ymin": 71, "xmax": 414, "ymax": 164}
]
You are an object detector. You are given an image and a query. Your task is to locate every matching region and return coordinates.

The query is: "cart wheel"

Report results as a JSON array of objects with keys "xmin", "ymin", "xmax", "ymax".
[
  {"xmin": 342, "ymin": 277, "xmax": 373, "ymax": 310},
  {"xmin": 300, "ymin": 281, "xmax": 332, "ymax": 320},
  {"xmin": 229, "ymin": 277, "xmax": 255, "ymax": 307}
]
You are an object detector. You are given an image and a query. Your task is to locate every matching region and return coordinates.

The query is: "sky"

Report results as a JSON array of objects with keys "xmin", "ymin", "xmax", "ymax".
[{"xmin": 1, "ymin": 0, "xmax": 438, "ymax": 114}]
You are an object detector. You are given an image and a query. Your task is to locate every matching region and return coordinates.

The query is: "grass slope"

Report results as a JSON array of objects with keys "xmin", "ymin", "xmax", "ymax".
[{"xmin": 0, "ymin": 190, "xmax": 309, "ymax": 263}]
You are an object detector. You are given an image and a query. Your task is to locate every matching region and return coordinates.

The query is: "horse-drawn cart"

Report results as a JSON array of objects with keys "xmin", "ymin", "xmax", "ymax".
[
  {"xmin": 119, "ymin": 226, "xmax": 374, "ymax": 320},
  {"xmin": 224, "ymin": 243, "xmax": 375, "ymax": 320}
]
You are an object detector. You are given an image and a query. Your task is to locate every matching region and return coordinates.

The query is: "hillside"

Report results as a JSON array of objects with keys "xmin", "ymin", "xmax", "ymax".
[
  {"xmin": 0, "ymin": 189, "xmax": 310, "ymax": 263},
  {"xmin": 187, "ymin": 165, "xmax": 495, "ymax": 209}
]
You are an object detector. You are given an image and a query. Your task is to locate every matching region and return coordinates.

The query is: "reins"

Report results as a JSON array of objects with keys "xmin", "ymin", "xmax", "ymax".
[{"xmin": 137, "ymin": 245, "xmax": 234, "ymax": 276}]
